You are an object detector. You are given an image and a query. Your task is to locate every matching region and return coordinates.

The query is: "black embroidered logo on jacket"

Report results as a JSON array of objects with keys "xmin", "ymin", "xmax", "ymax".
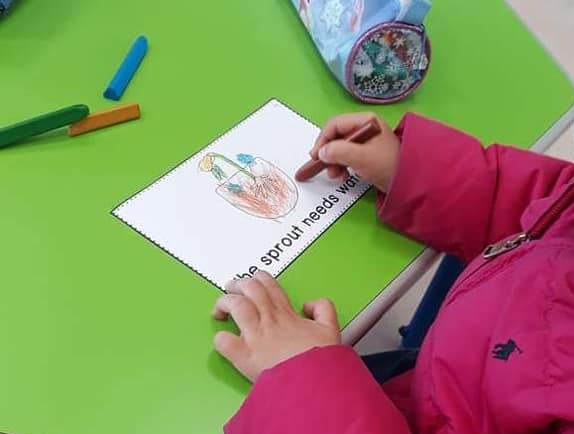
[{"xmin": 492, "ymin": 339, "xmax": 522, "ymax": 361}]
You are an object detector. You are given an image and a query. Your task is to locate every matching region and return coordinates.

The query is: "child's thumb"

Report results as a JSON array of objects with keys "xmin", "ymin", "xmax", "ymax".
[
  {"xmin": 303, "ymin": 298, "xmax": 339, "ymax": 329},
  {"xmin": 318, "ymin": 139, "xmax": 365, "ymax": 170}
]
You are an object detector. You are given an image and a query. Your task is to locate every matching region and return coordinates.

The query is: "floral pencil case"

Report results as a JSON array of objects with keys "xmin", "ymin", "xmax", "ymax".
[
  {"xmin": 292, "ymin": 0, "xmax": 432, "ymax": 103},
  {"xmin": 0, "ymin": 0, "xmax": 13, "ymax": 16}
]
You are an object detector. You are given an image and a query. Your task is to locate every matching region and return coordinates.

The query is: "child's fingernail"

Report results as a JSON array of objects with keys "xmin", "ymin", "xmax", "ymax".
[
  {"xmin": 318, "ymin": 146, "xmax": 328, "ymax": 161},
  {"xmin": 224, "ymin": 280, "xmax": 238, "ymax": 292}
]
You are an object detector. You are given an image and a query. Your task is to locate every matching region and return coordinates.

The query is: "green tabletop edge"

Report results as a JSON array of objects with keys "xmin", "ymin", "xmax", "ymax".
[{"xmin": 0, "ymin": 1, "xmax": 572, "ymax": 433}]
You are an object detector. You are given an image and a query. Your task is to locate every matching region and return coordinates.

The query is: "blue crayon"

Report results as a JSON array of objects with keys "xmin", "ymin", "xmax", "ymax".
[{"xmin": 104, "ymin": 35, "xmax": 148, "ymax": 101}]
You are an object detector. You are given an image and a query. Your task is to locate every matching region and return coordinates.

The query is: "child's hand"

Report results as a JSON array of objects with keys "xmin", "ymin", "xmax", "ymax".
[
  {"xmin": 212, "ymin": 271, "xmax": 341, "ymax": 382},
  {"xmin": 311, "ymin": 112, "xmax": 400, "ymax": 193}
]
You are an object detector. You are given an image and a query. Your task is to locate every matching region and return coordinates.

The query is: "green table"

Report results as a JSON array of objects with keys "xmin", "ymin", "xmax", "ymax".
[{"xmin": 1, "ymin": 1, "xmax": 572, "ymax": 433}]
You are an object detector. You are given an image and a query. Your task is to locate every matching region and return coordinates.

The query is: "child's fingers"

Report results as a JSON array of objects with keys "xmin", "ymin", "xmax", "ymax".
[
  {"xmin": 213, "ymin": 331, "xmax": 252, "ymax": 376},
  {"xmin": 212, "ymin": 294, "xmax": 260, "ymax": 329},
  {"xmin": 303, "ymin": 298, "xmax": 339, "ymax": 329},
  {"xmin": 252, "ymin": 271, "xmax": 291, "ymax": 308},
  {"xmin": 333, "ymin": 166, "xmax": 350, "ymax": 181},
  {"xmin": 226, "ymin": 278, "xmax": 274, "ymax": 314},
  {"xmin": 317, "ymin": 139, "xmax": 365, "ymax": 170},
  {"xmin": 327, "ymin": 165, "xmax": 344, "ymax": 179},
  {"xmin": 311, "ymin": 112, "xmax": 383, "ymax": 158},
  {"xmin": 315, "ymin": 112, "xmax": 379, "ymax": 146}
]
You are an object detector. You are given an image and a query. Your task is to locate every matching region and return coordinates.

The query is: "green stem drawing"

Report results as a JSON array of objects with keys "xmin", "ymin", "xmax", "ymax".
[{"xmin": 209, "ymin": 153, "xmax": 256, "ymax": 180}]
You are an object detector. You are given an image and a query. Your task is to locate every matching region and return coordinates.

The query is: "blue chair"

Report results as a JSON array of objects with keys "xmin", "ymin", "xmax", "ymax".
[
  {"xmin": 399, "ymin": 254, "xmax": 465, "ymax": 349},
  {"xmin": 362, "ymin": 254, "xmax": 465, "ymax": 383}
]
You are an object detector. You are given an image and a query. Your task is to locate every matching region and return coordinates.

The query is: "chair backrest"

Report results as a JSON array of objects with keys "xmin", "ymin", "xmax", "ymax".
[{"xmin": 400, "ymin": 254, "xmax": 465, "ymax": 348}]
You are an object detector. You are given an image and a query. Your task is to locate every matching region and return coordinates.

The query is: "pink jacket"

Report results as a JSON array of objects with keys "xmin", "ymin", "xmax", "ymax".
[{"xmin": 225, "ymin": 114, "xmax": 574, "ymax": 434}]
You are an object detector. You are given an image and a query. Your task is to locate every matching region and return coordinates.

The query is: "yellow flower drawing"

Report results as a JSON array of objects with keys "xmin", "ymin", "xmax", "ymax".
[{"xmin": 199, "ymin": 155, "xmax": 214, "ymax": 172}]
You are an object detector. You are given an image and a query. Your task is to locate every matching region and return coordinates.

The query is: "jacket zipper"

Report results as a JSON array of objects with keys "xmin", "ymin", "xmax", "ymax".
[{"xmin": 483, "ymin": 183, "xmax": 574, "ymax": 260}]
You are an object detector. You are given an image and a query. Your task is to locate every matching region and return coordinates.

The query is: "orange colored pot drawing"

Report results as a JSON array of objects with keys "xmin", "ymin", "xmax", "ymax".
[{"xmin": 199, "ymin": 153, "xmax": 298, "ymax": 220}]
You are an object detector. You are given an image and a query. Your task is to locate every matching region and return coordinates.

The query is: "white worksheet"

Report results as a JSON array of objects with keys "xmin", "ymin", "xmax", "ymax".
[{"xmin": 113, "ymin": 99, "xmax": 370, "ymax": 290}]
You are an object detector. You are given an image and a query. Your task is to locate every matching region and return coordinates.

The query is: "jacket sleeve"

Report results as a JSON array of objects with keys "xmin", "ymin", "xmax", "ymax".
[
  {"xmin": 225, "ymin": 345, "xmax": 411, "ymax": 434},
  {"xmin": 377, "ymin": 113, "xmax": 574, "ymax": 263}
]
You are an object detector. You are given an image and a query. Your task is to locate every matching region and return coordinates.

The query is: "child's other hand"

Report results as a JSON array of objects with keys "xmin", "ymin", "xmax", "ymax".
[
  {"xmin": 311, "ymin": 112, "xmax": 400, "ymax": 193},
  {"xmin": 212, "ymin": 271, "xmax": 341, "ymax": 382}
]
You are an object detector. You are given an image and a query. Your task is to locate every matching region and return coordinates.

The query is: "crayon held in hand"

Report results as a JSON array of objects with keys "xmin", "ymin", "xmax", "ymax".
[{"xmin": 295, "ymin": 118, "xmax": 381, "ymax": 182}]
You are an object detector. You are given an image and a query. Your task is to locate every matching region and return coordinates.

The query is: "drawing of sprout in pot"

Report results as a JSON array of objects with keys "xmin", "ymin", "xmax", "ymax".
[{"xmin": 199, "ymin": 153, "xmax": 299, "ymax": 220}]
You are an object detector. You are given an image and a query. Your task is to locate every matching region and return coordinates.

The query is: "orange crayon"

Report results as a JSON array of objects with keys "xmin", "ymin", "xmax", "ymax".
[{"xmin": 68, "ymin": 103, "xmax": 140, "ymax": 137}]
